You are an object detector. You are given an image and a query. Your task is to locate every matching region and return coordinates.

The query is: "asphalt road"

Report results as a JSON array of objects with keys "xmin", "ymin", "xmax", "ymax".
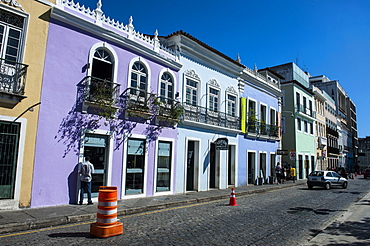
[{"xmin": 1, "ymin": 178, "xmax": 370, "ymax": 246}]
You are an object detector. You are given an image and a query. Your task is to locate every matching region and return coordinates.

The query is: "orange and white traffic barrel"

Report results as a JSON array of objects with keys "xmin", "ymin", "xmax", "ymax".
[
  {"xmin": 90, "ymin": 186, "xmax": 123, "ymax": 238},
  {"xmin": 96, "ymin": 186, "xmax": 118, "ymax": 226}
]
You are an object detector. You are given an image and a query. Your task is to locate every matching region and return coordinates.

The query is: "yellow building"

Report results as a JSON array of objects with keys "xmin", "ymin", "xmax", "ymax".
[{"xmin": 0, "ymin": 0, "xmax": 55, "ymax": 209}]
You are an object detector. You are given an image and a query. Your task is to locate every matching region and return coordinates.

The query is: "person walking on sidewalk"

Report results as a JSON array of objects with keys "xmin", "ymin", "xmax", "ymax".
[
  {"xmin": 78, "ymin": 156, "xmax": 95, "ymax": 205},
  {"xmin": 275, "ymin": 163, "xmax": 282, "ymax": 185},
  {"xmin": 290, "ymin": 166, "xmax": 296, "ymax": 183}
]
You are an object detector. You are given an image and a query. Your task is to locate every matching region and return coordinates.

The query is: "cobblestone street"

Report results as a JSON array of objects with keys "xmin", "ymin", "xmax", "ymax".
[{"xmin": 2, "ymin": 178, "xmax": 370, "ymax": 246}]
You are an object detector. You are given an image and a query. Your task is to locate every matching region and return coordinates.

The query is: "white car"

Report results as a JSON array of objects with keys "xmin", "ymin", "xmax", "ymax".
[{"xmin": 307, "ymin": 171, "xmax": 348, "ymax": 190}]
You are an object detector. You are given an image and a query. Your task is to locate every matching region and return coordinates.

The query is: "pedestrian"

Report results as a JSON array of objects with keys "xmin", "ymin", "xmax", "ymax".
[
  {"xmin": 281, "ymin": 166, "xmax": 286, "ymax": 184},
  {"xmin": 290, "ymin": 166, "xmax": 296, "ymax": 183},
  {"xmin": 78, "ymin": 156, "xmax": 94, "ymax": 205},
  {"xmin": 275, "ymin": 163, "xmax": 282, "ymax": 185}
]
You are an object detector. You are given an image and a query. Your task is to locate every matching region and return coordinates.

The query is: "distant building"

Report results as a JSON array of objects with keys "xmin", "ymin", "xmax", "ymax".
[
  {"xmin": 310, "ymin": 75, "xmax": 358, "ymax": 172},
  {"xmin": 358, "ymin": 137, "xmax": 370, "ymax": 170},
  {"xmin": 312, "ymin": 86, "xmax": 328, "ymax": 171}
]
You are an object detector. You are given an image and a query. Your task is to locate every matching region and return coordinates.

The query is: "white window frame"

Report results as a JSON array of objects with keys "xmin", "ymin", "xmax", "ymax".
[
  {"xmin": 121, "ymin": 134, "xmax": 148, "ymax": 199},
  {"xmin": 128, "ymin": 57, "xmax": 151, "ymax": 94},
  {"xmin": 184, "ymin": 70, "xmax": 200, "ymax": 105},
  {"xmin": 154, "ymin": 137, "xmax": 175, "ymax": 195},
  {"xmin": 0, "ymin": 5, "xmax": 28, "ymax": 64},
  {"xmin": 260, "ymin": 103, "xmax": 267, "ymax": 123},
  {"xmin": 88, "ymin": 42, "xmax": 118, "ymax": 82},
  {"xmin": 207, "ymin": 79, "xmax": 220, "ymax": 112},
  {"xmin": 270, "ymin": 107, "xmax": 277, "ymax": 126},
  {"xmin": 226, "ymin": 86, "xmax": 238, "ymax": 117},
  {"xmin": 158, "ymin": 68, "xmax": 176, "ymax": 102}
]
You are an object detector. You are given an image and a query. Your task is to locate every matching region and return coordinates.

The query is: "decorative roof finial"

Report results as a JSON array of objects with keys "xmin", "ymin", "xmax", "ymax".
[
  {"xmin": 153, "ymin": 29, "xmax": 160, "ymax": 52},
  {"xmin": 127, "ymin": 16, "xmax": 134, "ymax": 40},
  {"xmin": 96, "ymin": 0, "xmax": 102, "ymax": 11},
  {"xmin": 94, "ymin": 0, "xmax": 103, "ymax": 26},
  {"xmin": 236, "ymin": 53, "xmax": 241, "ymax": 63}
]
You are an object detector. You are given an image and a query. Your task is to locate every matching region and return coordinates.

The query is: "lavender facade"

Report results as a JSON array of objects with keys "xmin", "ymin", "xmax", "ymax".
[{"xmin": 31, "ymin": 1, "xmax": 181, "ymax": 207}]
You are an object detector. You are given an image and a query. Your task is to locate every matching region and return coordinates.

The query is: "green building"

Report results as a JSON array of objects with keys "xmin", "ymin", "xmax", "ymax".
[{"xmin": 270, "ymin": 63, "xmax": 316, "ymax": 180}]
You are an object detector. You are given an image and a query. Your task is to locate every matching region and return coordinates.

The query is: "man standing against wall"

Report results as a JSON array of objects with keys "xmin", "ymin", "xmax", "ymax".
[{"xmin": 78, "ymin": 156, "xmax": 94, "ymax": 205}]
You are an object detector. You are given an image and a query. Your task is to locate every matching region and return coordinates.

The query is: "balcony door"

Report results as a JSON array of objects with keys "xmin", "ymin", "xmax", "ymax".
[
  {"xmin": 91, "ymin": 48, "xmax": 113, "ymax": 80},
  {"xmin": 87, "ymin": 48, "xmax": 115, "ymax": 103}
]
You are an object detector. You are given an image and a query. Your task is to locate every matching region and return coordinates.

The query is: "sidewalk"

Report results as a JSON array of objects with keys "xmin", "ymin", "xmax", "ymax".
[
  {"xmin": 306, "ymin": 185, "xmax": 370, "ymax": 245},
  {"xmin": 0, "ymin": 180, "xmax": 305, "ymax": 235}
]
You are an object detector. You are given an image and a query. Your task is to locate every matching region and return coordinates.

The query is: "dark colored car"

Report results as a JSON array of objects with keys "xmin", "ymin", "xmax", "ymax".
[
  {"xmin": 364, "ymin": 168, "xmax": 370, "ymax": 179},
  {"xmin": 307, "ymin": 171, "xmax": 348, "ymax": 190}
]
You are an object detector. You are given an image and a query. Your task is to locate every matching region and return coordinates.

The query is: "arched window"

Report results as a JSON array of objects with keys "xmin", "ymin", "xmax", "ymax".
[
  {"xmin": 91, "ymin": 48, "xmax": 113, "ymax": 81},
  {"xmin": 130, "ymin": 61, "xmax": 147, "ymax": 95},
  {"xmin": 160, "ymin": 72, "xmax": 173, "ymax": 102}
]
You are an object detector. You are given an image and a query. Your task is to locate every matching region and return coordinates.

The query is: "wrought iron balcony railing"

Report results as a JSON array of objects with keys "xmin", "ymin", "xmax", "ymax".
[
  {"xmin": 182, "ymin": 103, "xmax": 240, "ymax": 130},
  {"xmin": 83, "ymin": 76, "xmax": 120, "ymax": 105},
  {"xmin": 156, "ymin": 96, "xmax": 183, "ymax": 122},
  {"xmin": 296, "ymin": 104, "xmax": 316, "ymax": 118},
  {"xmin": 124, "ymin": 87, "xmax": 156, "ymax": 115},
  {"xmin": 246, "ymin": 120, "xmax": 280, "ymax": 138},
  {"xmin": 0, "ymin": 58, "xmax": 28, "ymax": 95}
]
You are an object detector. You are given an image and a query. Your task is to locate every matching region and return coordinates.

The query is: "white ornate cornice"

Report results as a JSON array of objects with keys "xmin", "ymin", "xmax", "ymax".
[
  {"xmin": 184, "ymin": 69, "xmax": 200, "ymax": 81},
  {"xmin": 1, "ymin": 0, "xmax": 24, "ymax": 11}
]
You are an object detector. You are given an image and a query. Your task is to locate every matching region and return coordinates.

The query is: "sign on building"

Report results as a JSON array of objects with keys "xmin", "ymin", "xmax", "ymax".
[{"xmin": 215, "ymin": 138, "xmax": 228, "ymax": 150}]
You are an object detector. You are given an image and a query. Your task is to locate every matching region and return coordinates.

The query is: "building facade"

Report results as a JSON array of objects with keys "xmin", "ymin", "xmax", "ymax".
[
  {"xmin": 270, "ymin": 63, "xmax": 316, "ymax": 179},
  {"xmin": 0, "ymin": 0, "xmax": 56, "ymax": 209},
  {"xmin": 310, "ymin": 75, "xmax": 358, "ymax": 172},
  {"xmin": 238, "ymin": 67, "xmax": 282, "ymax": 185},
  {"xmin": 31, "ymin": 0, "xmax": 182, "ymax": 207},
  {"xmin": 358, "ymin": 137, "xmax": 370, "ymax": 170},
  {"xmin": 162, "ymin": 31, "xmax": 242, "ymax": 192},
  {"xmin": 312, "ymin": 86, "xmax": 327, "ymax": 171}
]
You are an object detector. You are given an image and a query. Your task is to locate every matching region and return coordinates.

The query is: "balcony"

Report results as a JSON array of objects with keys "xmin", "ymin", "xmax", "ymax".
[
  {"xmin": 318, "ymin": 136, "xmax": 327, "ymax": 147},
  {"xmin": 123, "ymin": 88, "xmax": 155, "ymax": 119},
  {"xmin": 82, "ymin": 76, "xmax": 120, "ymax": 113},
  {"xmin": 155, "ymin": 97, "xmax": 183, "ymax": 126},
  {"xmin": 296, "ymin": 104, "xmax": 316, "ymax": 118},
  {"xmin": 0, "ymin": 59, "xmax": 28, "ymax": 108},
  {"xmin": 245, "ymin": 120, "xmax": 280, "ymax": 140},
  {"xmin": 182, "ymin": 103, "xmax": 240, "ymax": 132}
]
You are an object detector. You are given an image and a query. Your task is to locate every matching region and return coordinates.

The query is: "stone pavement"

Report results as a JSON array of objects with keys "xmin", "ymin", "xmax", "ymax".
[
  {"xmin": 1, "ymin": 177, "xmax": 370, "ymax": 246},
  {"xmin": 0, "ymin": 180, "xmax": 305, "ymax": 235},
  {"xmin": 306, "ymin": 185, "xmax": 370, "ymax": 245}
]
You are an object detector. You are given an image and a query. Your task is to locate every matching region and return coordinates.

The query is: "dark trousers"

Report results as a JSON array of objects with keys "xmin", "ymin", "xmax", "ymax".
[{"xmin": 79, "ymin": 181, "xmax": 92, "ymax": 204}]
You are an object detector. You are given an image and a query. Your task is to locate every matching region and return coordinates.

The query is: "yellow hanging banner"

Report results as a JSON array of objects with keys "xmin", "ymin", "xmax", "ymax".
[{"xmin": 241, "ymin": 97, "xmax": 246, "ymax": 133}]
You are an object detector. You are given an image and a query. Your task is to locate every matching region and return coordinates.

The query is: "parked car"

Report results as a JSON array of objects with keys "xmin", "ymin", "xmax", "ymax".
[
  {"xmin": 307, "ymin": 171, "xmax": 348, "ymax": 190},
  {"xmin": 364, "ymin": 168, "xmax": 370, "ymax": 179}
]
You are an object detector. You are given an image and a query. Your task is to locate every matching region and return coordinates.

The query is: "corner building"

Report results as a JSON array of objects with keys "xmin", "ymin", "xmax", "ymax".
[
  {"xmin": 31, "ymin": 0, "xmax": 181, "ymax": 207},
  {"xmin": 0, "ymin": 0, "xmax": 56, "ymax": 209}
]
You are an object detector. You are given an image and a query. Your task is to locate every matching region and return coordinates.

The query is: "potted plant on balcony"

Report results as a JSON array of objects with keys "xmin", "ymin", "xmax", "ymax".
[
  {"xmin": 88, "ymin": 80, "xmax": 118, "ymax": 121},
  {"xmin": 247, "ymin": 110, "xmax": 258, "ymax": 133},
  {"xmin": 154, "ymin": 97, "xmax": 184, "ymax": 126},
  {"xmin": 126, "ymin": 91, "xmax": 155, "ymax": 120}
]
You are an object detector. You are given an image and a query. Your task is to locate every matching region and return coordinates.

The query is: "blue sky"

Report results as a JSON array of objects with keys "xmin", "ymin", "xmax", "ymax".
[{"xmin": 78, "ymin": 0, "xmax": 370, "ymax": 137}]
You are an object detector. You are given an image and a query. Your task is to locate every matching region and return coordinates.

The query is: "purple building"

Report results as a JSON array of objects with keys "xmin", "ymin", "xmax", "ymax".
[{"xmin": 31, "ymin": 0, "xmax": 181, "ymax": 207}]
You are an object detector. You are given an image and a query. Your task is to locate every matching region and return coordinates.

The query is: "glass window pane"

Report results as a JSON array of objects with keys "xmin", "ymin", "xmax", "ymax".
[
  {"xmin": 126, "ymin": 139, "xmax": 146, "ymax": 195},
  {"xmin": 157, "ymin": 141, "xmax": 171, "ymax": 192}
]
